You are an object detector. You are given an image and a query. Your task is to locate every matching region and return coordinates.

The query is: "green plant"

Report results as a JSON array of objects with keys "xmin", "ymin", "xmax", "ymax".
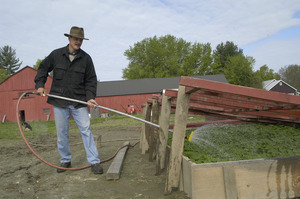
[{"xmin": 181, "ymin": 123, "xmax": 300, "ymax": 163}]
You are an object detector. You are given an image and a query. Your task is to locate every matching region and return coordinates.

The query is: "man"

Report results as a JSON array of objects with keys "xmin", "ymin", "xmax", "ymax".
[{"xmin": 34, "ymin": 26, "xmax": 103, "ymax": 174}]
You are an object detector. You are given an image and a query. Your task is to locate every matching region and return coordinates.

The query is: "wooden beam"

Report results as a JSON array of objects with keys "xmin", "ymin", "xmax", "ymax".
[
  {"xmin": 164, "ymin": 89, "xmax": 178, "ymax": 99},
  {"xmin": 189, "ymin": 108, "xmax": 300, "ymax": 124},
  {"xmin": 140, "ymin": 103, "xmax": 151, "ymax": 154},
  {"xmin": 185, "ymin": 87, "xmax": 200, "ymax": 94},
  {"xmin": 148, "ymin": 99, "xmax": 159, "ymax": 162},
  {"xmin": 106, "ymin": 141, "xmax": 130, "ymax": 180},
  {"xmin": 157, "ymin": 93, "xmax": 171, "ymax": 174},
  {"xmin": 190, "ymin": 89, "xmax": 281, "ymax": 108},
  {"xmin": 165, "ymin": 85, "xmax": 190, "ymax": 195},
  {"xmin": 189, "ymin": 93, "xmax": 267, "ymax": 110},
  {"xmin": 223, "ymin": 166, "xmax": 238, "ymax": 199},
  {"xmin": 168, "ymin": 120, "xmax": 245, "ymax": 129},
  {"xmin": 235, "ymin": 111, "xmax": 300, "ymax": 123},
  {"xmin": 180, "ymin": 76, "xmax": 300, "ymax": 105}
]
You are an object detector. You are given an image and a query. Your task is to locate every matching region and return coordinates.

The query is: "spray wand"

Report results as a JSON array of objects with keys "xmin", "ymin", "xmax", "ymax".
[{"xmin": 31, "ymin": 91, "xmax": 161, "ymax": 129}]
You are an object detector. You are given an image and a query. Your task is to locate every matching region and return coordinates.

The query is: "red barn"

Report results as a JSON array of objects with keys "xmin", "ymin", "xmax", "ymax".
[
  {"xmin": 0, "ymin": 66, "xmax": 54, "ymax": 122},
  {"xmin": 0, "ymin": 66, "xmax": 228, "ymax": 122}
]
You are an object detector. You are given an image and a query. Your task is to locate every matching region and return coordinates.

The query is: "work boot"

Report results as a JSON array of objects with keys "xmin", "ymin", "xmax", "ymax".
[
  {"xmin": 57, "ymin": 162, "xmax": 71, "ymax": 173},
  {"xmin": 91, "ymin": 163, "xmax": 103, "ymax": 174}
]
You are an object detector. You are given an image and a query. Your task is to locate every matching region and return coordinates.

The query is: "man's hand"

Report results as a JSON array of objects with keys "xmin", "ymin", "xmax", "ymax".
[
  {"xmin": 87, "ymin": 99, "xmax": 98, "ymax": 108},
  {"xmin": 37, "ymin": 88, "xmax": 45, "ymax": 96}
]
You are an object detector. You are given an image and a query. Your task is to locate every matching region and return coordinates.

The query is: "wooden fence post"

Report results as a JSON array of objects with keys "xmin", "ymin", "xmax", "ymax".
[
  {"xmin": 165, "ymin": 85, "xmax": 190, "ymax": 195},
  {"xmin": 140, "ymin": 102, "xmax": 152, "ymax": 154},
  {"xmin": 148, "ymin": 98, "xmax": 159, "ymax": 162},
  {"xmin": 157, "ymin": 92, "xmax": 171, "ymax": 174}
]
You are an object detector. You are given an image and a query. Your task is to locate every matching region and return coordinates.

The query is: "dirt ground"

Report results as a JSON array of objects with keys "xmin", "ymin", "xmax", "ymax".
[{"xmin": 0, "ymin": 126, "xmax": 189, "ymax": 199}]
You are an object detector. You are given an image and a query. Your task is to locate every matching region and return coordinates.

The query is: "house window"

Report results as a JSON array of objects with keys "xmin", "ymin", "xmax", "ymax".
[{"xmin": 43, "ymin": 109, "xmax": 50, "ymax": 114}]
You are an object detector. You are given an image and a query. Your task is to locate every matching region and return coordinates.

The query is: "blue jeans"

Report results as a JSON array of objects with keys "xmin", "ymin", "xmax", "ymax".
[{"xmin": 53, "ymin": 105, "xmax": 100, "ymax": 164}]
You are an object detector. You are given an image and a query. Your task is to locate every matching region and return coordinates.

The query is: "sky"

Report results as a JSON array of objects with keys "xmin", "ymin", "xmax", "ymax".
[{"xmin": 1, "ymin": 0, "xmax": 300, "ymax": 82}]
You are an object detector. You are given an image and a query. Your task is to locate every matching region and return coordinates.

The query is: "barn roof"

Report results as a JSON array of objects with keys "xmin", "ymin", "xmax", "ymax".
[
  {"xmin": 0, "ymin": 66, "xmax": 35, "ymax": 86},
  {"xmin": 97, "ymin": 74, "xmax": 228, "ymax": 97}
]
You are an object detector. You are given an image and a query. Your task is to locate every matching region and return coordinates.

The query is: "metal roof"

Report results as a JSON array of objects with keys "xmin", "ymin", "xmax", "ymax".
[{"xmin": 97, "ymin": 74, "xmax": 228, "ymax": 97}]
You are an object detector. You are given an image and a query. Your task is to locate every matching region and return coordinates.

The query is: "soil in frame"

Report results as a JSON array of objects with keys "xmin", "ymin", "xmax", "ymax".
[{"xmin": 0, "ymin": 126, "xmax": 189, "ymax": 199}]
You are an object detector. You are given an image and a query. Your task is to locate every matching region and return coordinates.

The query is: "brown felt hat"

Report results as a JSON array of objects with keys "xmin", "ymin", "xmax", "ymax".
[{"xmin": 64, "ymin": 26, "xmax": 89, "ymax": 40}]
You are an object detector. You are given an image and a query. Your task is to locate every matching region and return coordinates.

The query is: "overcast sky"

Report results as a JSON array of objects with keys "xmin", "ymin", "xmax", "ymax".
[{"xmin": 1, "ymin": 0, "xmax": 300, "ymax": 82}]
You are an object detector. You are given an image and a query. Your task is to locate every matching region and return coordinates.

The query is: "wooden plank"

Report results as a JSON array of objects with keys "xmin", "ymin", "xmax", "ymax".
[
  {"xmin": 157, "ymin": 93, "xmax": 171, "ymax": 173},
  {"xmin": 180, "ymin": 76, "xmax": 300, "ymax": 105},
  {"xmin": 223, "ymin": 166, "xmax": 238, "ymax": 199},
  {"xmin": 181, "ymin": 156, "xmax": 194, "ymax": 197},
  {"xmin": 192, "ymin": 166, "xmax": 226, "ymax": 199},
  {"xmin": 189, "ymin": 93, "xmax": 267, "ymax": 110},
  {"xmin": 236, "ymin": 110, "xmax": 300, "ymax": 122},
  {"xmin": 235, "ymin": 156, "xmax": 300, "ymax": 199},
  {"xmin": 148, "ymin": 99, "xmax": 159, "ymax": 162},
  {"xmin": 164, "ymin": 89, "xmax": 178, "ymax": 98},
  {"xmin": 165, "ymin": 85, "xmax": 190, "ymax": 195},
  {"xmin": 167, "ymin": 87, "xmax": 300, "ymax": 114},
  {"xmin": 2, "ymin": 114, "xmax": 6, "ymax": 123},
  {"xmin": 140, "ymin": 104, "xmax": 147, "ymax": 151},
  {"xmin": 193, "ymin": 90, "xmax": 283, "ymax": 108},
  {"xmin": 180, "ymin": 155, "xmax": 300, "ymax": 199},
  {"xmin": 106, "ymin": 141, "xmax": 130, "ymax": 180},
  {"xmin": 168, "ymin": 120, "xmax": 244, "ymax": 129},
  {"xmin": 140, "ymin": 103, "xmax": 151, "ymax": 154},
  {"xmin": 96, "ymin": 135, "xmax": 102, "ymax": 148}
]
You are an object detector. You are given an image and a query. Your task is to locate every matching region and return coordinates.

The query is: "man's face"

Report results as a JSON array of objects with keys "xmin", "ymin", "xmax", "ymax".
[{"xmin": 68, "ymin": 36, "xmax": 83, "ymax": 52}]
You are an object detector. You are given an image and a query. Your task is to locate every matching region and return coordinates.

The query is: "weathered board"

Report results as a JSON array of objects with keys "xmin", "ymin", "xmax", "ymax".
[{"xmin": 106, "ymin": 141, "xmax": 130, "ymax": 180}]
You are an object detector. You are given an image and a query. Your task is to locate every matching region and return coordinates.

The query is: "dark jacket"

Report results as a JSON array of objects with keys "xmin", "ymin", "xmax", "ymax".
[{"xmin": 34, "ymin": 45, "xmax": 97, "ymax": 108}]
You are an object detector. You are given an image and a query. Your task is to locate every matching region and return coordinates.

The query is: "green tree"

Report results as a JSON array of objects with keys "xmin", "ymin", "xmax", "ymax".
[
  {"xmin": 33, "ymin": 58, "xmax": 45, "ymax": 70},
  {"xmin": 0, "ymin": 68, "xmax": 10, "ymax": 83},
  {"xmin": 252, "ymin": 65, "xmax": 280, "ymax": 88},
  {"xmin": 224, "ymin": 54, "xmax": 255, "ymax": 87},
  {"xmin": 122, "ymin": 35, "xmax": 212, "ymax": 79},
  {"xmin": 255, "ymin": 65, "xmax": 280, "ymax": 81},
  {"xmin": 187, "ymin": 42, "xmax": 213, "ymax": 75},
  {"xmin": 0, "ymin": 45, "xmax": 22, "ymax": 74},
  {"xmin": 278, "ymin": 64, "xmax": 300, "ymax": 91},
  {"xmin": 210, "ymin": 41, "xmax": 243, "ymax": 74},
  {"xmin": 33, "ymin": 57, "xmax": 53, "ymax": 76}
]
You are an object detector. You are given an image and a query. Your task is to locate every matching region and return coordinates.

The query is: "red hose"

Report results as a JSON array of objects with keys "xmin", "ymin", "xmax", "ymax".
[{"xmin": 16, "ymin": 92, "xmax": 137, "ymax": 171}]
